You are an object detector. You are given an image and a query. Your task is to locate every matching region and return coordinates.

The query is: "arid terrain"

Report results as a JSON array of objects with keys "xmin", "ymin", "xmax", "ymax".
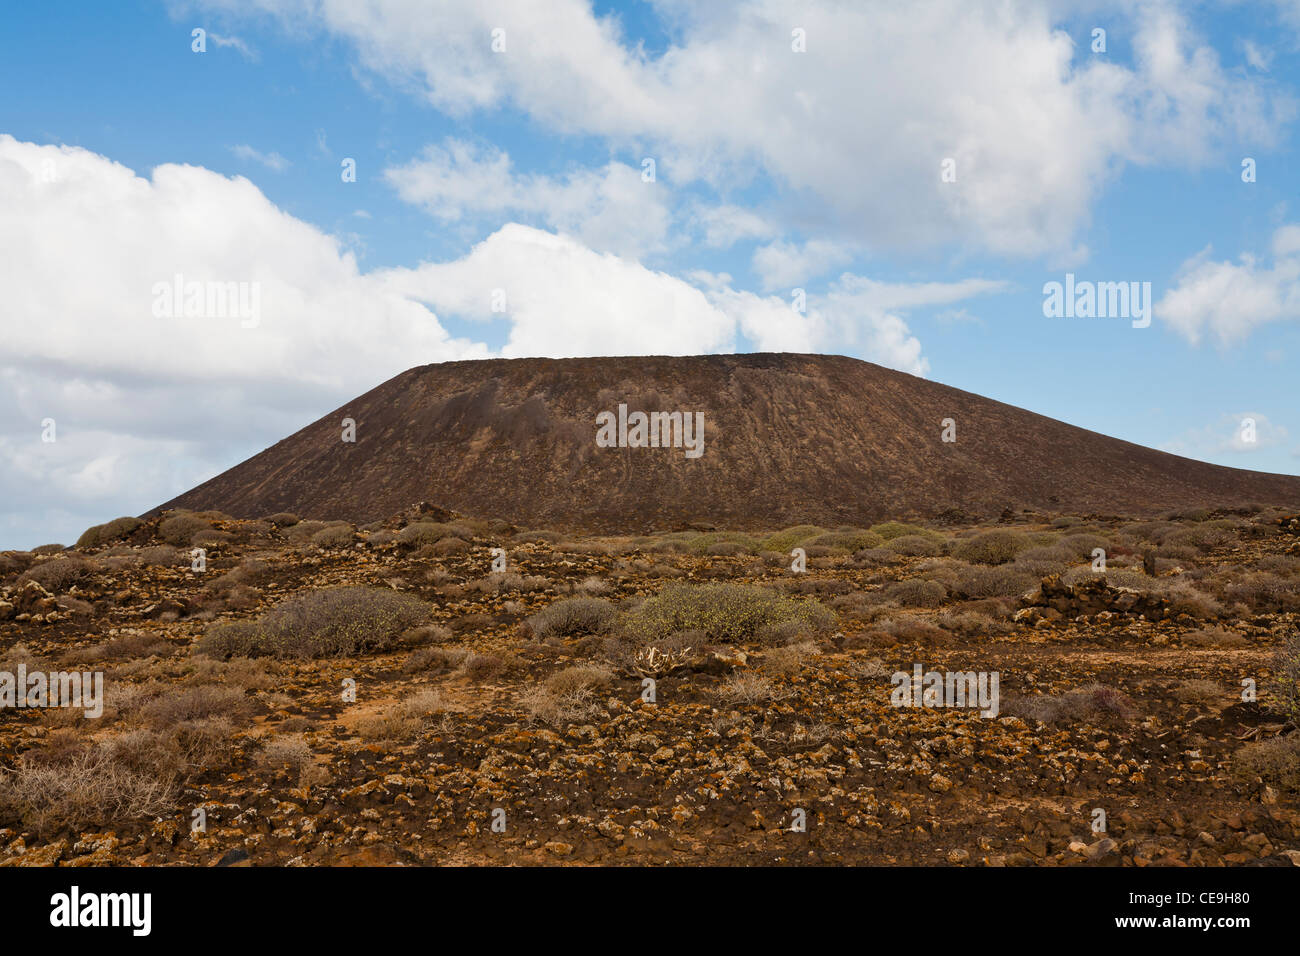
[{"xmin": 2, "ymin": 504, "xmax": 1298, "ymax": 866}]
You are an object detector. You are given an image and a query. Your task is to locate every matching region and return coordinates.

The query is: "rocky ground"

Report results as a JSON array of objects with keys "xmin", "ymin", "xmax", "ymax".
[{"xmin": 1, "ymin": 505, "xmax": 1298, "ymax": 867}]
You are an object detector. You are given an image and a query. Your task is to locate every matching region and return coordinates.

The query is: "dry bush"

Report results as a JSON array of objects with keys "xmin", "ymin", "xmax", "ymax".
[
  {"xmin": 367, "ymin": 529, "xmax": 397, "ymax": 548},
  {"xmin": 886, "ymin": 534, "xmax": 945, "ymax": 557},
  {"xmin": 1174, "ymin": 679, "xmax": 1222, "ymax": 703},
  {"xmin": 461, "ymin": 652, "xmax": 506, "ymax": 681},
  {"xmin": 398, "ymin": 521, "xmax": 470, "ymax": 547},
  {"xmin": 265, "ymin": 512, "xmax": 300, "ymax": 527},
  {"xmin": 158, "ymin": 513, "xmax": 211, "ymax": 546},
  {"xmin": 518, "ymin": 684, "xmax": 603, "ymax": 725},
  {"xmin": 191, "ymin": 530, "xmax": 233, "ymax": 549},
  {"xmin": 310, "ymin": 524, "xmax": 355, "ymax": 549},
  {"xmin": 17, "ymin": 555, "xmax": 97, "ymax": 591},
  {"xmin": 75, "ymin": 516, "xmax": 143, "ymax": 549},
  {"xmin": 1233, "ymin": 736, "xmax": 1300, "ymax": 792},
  {"xmin": 1004, "ymin": 683, "xmax": 1137, "ymax": 725},
  {"xmin": 625, "ymin": 582, "xmax": 835, "ymax": 644},
  {"xmin": 854, "ymin": 547, "xmax": 903, "ymax": 567},
  {"xmin": 63, "ymin": 632, "xmax": 173, "ymax": 665},
  {"xmin": 1182, "ymin": 627, "xmax": 1248, "ymax": 649},
  {"xmin": 545, "ymin": 664, "xmax": 613, "ymax": 696},
  {"xmin": 935, "ymin": 609, "xmax": 1010, "ymax": 639},
  {"xmin": 198, "ymin": 586, "xmax": 430, "ymax": 659},
  {"xmin": 466, "ymin": 571, "xmax": 550, "ymax": 594},
  {"xmin": 1275, "ymin": 629, "xmax": 1300, "ymax": 727},
  {"xmin": 762, "ymin": 641, "xmax": 819, "ymax": 677},
  {"xmin": 1223, "ymin": 572, "xmax": 1300, "ymax": 612},
  {"xmin": 876, "ymin": 615, "xmax": 949, "ymax": 645},
  {"xmin": 138, "ymin": 545, "xmax": 185, "ymax": 567},
  {"xmin": 139, "ymin": 685, "xmax": 255, "ymax": 728},
  {"xmin": 1162, "ymin": 525, "xmax": 1233, "ymax": 553},
  {"xmin": 0, "ymin": 721, "xmax": 235, "ymax": 833},
  {"xmin": 404, "ymin": 646, "xmax": 471, "ymax": 674},
  {"xmin": 716, "ymin": 672, "xmax": 786, "ymax": 705},
  {"xmin": 574, "ymin": 576, "xmax": 612, "ymax": 596},
  {"xmin": 31, "ymin": 544, "xmax": 65, "ymax": 554},
  {"xmin": 526, "ymin": 597, "xmax": 618, "ymax": 640},
  {"xmin": 952, "ymin": 564, "xmax": 1036, "ymax": 598},
  {"xmin": 258, "ymin": 734, "xmax": 313, "ymax": 775},
  {"xmin": 882, "ymin": 578, "xmax": 948, "ymax": 607},
  {"xmin": 400, "ymin": 624, "xmax": 454, "ymax": 647},
  {"xmin": 952, "ymin": 530, "xmax": 1031, "ymax": 565}
]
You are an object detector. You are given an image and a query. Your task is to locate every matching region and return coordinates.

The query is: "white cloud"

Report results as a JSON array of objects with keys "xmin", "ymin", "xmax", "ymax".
[
  {"xmin": 230, "ymin": 143, "xmax": 291, "ymax": 171},
  {"xmin": 1156, "ymin": 225, "xmax": 1300, "ymax": 344},
  {"xmin": 191, "ymin": 0, "xmax": 1292, "ymax": 257},
  {"xmin": 379, "ymin": 224, "xmax": 736, "ymax": 358},
  {"xmin": 384, "ymin": 140, "xmax": 672, "ymax": 259},
  {"xmin": 1160, "ymin": 412, "xmax": 1290, "ymax": 458},
  {"xmin": 208, "ymin": 31, "xmax": 256, "ymax": 59},
  {"xmin": 752, "ymin": 239, "xmax": 855, "ymax": 292}
]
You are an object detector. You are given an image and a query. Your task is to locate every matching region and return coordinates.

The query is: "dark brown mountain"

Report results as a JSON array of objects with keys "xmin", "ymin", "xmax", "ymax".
[{"xmin": 155, "ymin": 353, "xmax": 1300, "ymax": 531}]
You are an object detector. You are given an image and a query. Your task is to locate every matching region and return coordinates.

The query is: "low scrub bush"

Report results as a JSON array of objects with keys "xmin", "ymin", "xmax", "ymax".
[
  {"xmin": 198, "ymin": 586, "xmax": 429, "ymax": 659},
  {"xmin": 624, "ymin": 582, "xmax": 835, "ymax": 644}
]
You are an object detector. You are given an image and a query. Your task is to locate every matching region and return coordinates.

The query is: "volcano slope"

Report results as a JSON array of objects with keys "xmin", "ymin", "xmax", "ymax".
[{"xmin": 154, "ymin": 353, "xmax": 1300, "ymax": 530}]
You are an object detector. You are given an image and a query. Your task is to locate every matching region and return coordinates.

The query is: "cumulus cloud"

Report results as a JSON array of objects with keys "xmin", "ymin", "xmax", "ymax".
[
  {"xmin": 1156, "ymin": 225, "xmax": 1300, "ymax": 344},
  {"xmin": 384, "ymin": 140, "xmax": 671, "ymax": 259},
  {"xmin": 188, "ymin": 0, "xmax": 1291, "ymax": 257},
  {"xmin": 752, "ymin": 240, "xmax": 856, "ymax": 292}
]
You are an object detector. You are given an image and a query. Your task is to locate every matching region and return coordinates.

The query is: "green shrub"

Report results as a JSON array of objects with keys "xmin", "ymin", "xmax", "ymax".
[
  {"xmin": 526, "ymin": 597, "xmax": 618, "ymax": 640},
  {"xmin": 399, "ymin": 522, "xmax": 469, "ymax": 547},
  {"xmin": 75, "ymin": 516, "xmax": 143, "ymax": 549},
  {"xmin": 869, "ymin": 521, "xmax": 935, "ymax": 541},
  {"xmin": 760, "ymin": 525, "xmax": 828, "ymax": 553},
  {"xmin": 953, "ymin": 530, "xmax": 1030, "ymax": 565},
  {"xmin": 624, "ymin": 582, "xmax": 835, "ymax": 644},
  {"xmin": 806, "ymin": 530, "xmax": 883, "ymax": 552},
  {"xmin": 310, "ymin": 525, "xmax": 355, "ymax": 549},
  {"xmin": 158, "ymin": 513, "xmax": 210, "ymax": 546},
  {"xmin": 198, "ymin": 586, "xmax": 429, "ymax": 659},
  {"xmin": 886, "ymin": 534, "xmax": 944, "ymax": 557}
]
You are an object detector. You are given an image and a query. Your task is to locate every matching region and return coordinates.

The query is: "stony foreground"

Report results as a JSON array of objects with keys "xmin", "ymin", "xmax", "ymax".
[{"xmin": 1, "ymin": 506, "xmax": 1298, "ymax": 866}]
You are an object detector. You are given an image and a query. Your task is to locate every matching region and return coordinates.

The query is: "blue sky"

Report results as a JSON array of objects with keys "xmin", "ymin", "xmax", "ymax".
[{"xmin": 3, "ymin": 0, "xmax": 1300, "ymax": 549}]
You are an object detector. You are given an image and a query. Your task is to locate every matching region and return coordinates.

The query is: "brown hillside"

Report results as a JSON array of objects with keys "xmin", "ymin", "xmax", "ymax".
[{"xmin": 155, "ymin": 353, "xmax": 1300, "ymax": 530}]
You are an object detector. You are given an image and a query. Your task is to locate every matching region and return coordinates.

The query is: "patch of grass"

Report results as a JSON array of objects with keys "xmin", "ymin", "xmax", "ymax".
[
  {"xmin": 197, "ymin": 586, "xmax": 430, "ymax": 659},
  {"xmin": 545, "ymin": 664, "xmax": 614, "ymax": 696},
  {"xmin": 716, "ymin": 672, "xmax": 785, "ymax": 705}
]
